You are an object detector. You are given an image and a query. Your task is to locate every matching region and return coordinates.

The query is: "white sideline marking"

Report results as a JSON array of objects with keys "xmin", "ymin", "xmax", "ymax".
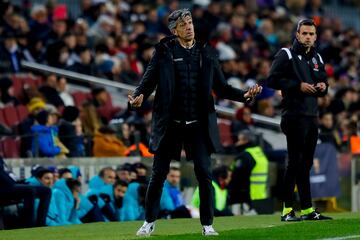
[{"xmin": 320, "ymin": 235, "xmax": 360, "ymax": 240}]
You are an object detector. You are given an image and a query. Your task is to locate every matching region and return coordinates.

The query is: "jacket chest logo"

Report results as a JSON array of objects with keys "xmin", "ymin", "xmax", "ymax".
[
  {"xmin": 312, "ymin": 57, "xmax": 319, "ymax": 71},
  {"xmin": 173, "ymin": 58, "xmax": 184, "ymax": 62},
  {"xmin": 297, "ymin": 55, "xmax": 302, "ymax": 60}
]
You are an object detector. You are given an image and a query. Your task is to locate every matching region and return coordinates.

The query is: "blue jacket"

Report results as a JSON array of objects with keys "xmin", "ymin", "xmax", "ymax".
[
  {"xmin": 86, "ymin": 175, "xmax": 107, "ymax": 209},
  {"xmin": 52, "ymin": 179, "xmax": 82, "ymax": 225},
  {"xmin": 98, "ymin": 184, "xmax": 121, "ymax": 221},
  {"xmin": 160, "ymin": 180, "xmax": 184, "ymax": 211},
  {"xmin": 25, "ymin": 177, "xmax": 67, "ymax": 226},
  {"xmin": 31, "ymin": 125, "xmax": 61, "ymax": 157},
  {"xmin": 120, "ymin": 182, "xmax": 145, "ymax": 221},
  {"xmin": 67, "ymin": 166, "xmax": 94, "ymax": 218}
]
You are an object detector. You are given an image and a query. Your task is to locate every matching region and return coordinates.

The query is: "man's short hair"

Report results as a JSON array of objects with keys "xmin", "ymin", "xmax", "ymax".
[
  {"xmin": 99, "ymin": 167, "xmax": 114, "ymax": 178},
  {"xmin": 296, "ymin": 19, "xmax": 316, "ymax": 32},
  {"xmin": 168, "ymin": 8, "xmax": 192, "ymax": 31}
]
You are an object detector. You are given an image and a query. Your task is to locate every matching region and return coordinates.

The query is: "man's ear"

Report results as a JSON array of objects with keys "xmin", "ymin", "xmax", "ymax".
[
  {"xmin": 295, "ymin": 31, "xmax": 300, "ymax": 41},
  {"xmin": 171, "ymin": 29, "xmax": 177, "ymax": 36}
]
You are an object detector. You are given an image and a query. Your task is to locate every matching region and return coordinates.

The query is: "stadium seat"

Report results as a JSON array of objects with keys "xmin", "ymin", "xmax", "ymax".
[
  {"xmin": 217, "ymin": 118, "xmax": 233, "ymax": 147},
  {"xmin": 72, "ymin": 91, "xmax": 90, "ymax": 106},
  {"xmin": 0, "ymin": 110, "xmax": 6, "ymax": 127},
  {"xmin": 16, "ymin": 105, "xmax": 29, "ymax": 123},
  {"xmin": 1, "ymin": 137, "xmax": 20, "ymax": 158},
  {"xmin": 2, "ymin": 106, "xmax": 20, "ymax": 127}
]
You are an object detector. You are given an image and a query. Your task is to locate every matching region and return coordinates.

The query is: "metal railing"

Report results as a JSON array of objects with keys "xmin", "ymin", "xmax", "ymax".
[{"xmin": 21, "ymin": 61, "xmax": 281, "ymax": 129}]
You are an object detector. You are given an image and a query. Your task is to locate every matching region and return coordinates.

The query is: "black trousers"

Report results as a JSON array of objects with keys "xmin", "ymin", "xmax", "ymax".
[
  {"xmin": 281, "ymin": 116, "xmax": 318, "ymax": 210},
  {"xmin": 0, "ymin": 184, "xmax": 51, "ymax": 228},
  {"xmin": 145, "ymin": 121, "xmax": 214, "ymax": 225}
]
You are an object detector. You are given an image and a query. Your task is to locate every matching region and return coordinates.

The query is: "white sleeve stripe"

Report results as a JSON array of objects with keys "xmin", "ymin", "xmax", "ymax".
[
  {"xmin": 317, "ymin": 53, "xmax": 324, "ymax": 64},
  {"xmin": 281, "ymin": 48, "xmax": 292, "ymax": 59}
]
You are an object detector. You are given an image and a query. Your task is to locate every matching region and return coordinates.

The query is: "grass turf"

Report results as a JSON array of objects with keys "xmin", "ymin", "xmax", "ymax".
[{"xmin": 1, "ymin": 213, "xmax": 360, "ymax": 240}]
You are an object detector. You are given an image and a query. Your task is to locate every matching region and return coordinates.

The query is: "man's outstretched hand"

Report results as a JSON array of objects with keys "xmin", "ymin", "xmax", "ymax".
[
  {"xmin": 128, "ymin": 94, "xmax": 144, "ymax": 108},
  {"xmin": 244, "ymin": 84, "xmax": 263, "ymax": 101}
]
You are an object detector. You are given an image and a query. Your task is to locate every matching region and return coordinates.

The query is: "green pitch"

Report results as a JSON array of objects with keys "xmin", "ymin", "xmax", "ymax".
[{"xmin": 1, "ymin": 213, "xmax": 360, "ymax": 240}]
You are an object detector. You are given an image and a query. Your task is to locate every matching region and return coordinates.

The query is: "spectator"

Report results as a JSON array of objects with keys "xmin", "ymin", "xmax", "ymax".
[
  {"xmin": 51, "ymin": 178, "xmax": 82, "ymax": 225},
  {"xmin": 93, "ymin": 126, "xmax": 127, "ymax": 157},
  {"xmin": 31, "ymin": 110, "xmax": 68, "ymax": 158},
  {"xmin": 97, "ymin": 180, "xmax": 128, "ymax": 221},
  {"xmin": 116, "ymin": 163, "xmax": 133, "ymax": 183},
  {"xmin": 66, "ymin": 46, "xmax": 97, "ymax": 79},
  {"xmin": 38, "ymin": 74, "xmax": 64, "ymax": 107},
  {"xmin": 58, "ymin": 168, "xmax": 73, "ymax": 179},
  {"xmin": 18, "ymin": 97, "xmax": 47, "ymax": 157},
  {"xmin": 58, "ymin": 106, "xmax": 85, "ymax": 157},
  {"xmin": 228, "ymin": 130, "xmax": 269, "ymax": 215},
  {"xmin": 160, "ymin": 167, "xmax": 192, "ymax": 219},
  {"xmin": 57, "ymin": 77, "xmax": 75, "ymax": 106},
  {"xmin": 0, "ymin": 76, "xmax": 19, "ymax": 107},
  {"xmin": 192, "ymin": 165, "xmax": 233, "ymax": 217},
  {"xmin": 319, "ymin": 112, "xmax": 341, "ymax": 149},
  {"xmin": 120, "ymin": 182, "xmax": 147, "ymax": 221},
  {"xmin": 0, "ymin": 32, "xmax": 23, "ymax": 73}
]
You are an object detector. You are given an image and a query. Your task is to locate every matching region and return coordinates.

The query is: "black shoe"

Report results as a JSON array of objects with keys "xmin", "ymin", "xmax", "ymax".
[
  {"xmin": 301, "ymin": 210, "xmax": 333, "ymax": 220},
  {"xmin": 281, "ymin": 210, "xmax": 302, "ymax": 222}
]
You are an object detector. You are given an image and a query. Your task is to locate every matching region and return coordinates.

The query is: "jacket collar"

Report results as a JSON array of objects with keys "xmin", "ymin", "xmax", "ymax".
[{"xmin": 292, "ymin": 39, "xmax": 315, "ymax": 59}]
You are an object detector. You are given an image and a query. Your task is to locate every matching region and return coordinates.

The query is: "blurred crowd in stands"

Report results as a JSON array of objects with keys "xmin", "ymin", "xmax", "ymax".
[{"xmin": 0, "ymin": 0, "xmax": 359, "ymax": 229}]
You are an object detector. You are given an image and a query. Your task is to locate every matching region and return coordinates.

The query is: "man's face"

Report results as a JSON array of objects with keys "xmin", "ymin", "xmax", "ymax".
[
  {"xmin": 114, "ymin": 185, "xmax": 127, "ymax": 200},
  {"xmin": 39, "ymin": 173, "xmax": 54, "ymax": 187},
  {"xmin": 173, "ymin": 15, "xmax": 195, "ymax": 42},
  {"xmin": 167, "ymin": 169, "xmax": 181, "ymax": 186},
  {"xmin": 296, "ymin": 25, "xmax": 317, "ymax": 48},
  {"xmin": 117, "ymin": 170, "xmax": 131, "ymax": 182},
  {"xmin": 103, "ymin": 170, "xmax": 116, "ymax": 184}
]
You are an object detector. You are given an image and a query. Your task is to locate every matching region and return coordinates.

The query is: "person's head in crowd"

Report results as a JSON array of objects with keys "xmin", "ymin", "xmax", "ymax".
[
  {"xmin": 0, "ymin": 0, "xmax": 12, "ymax": 17},
  {"xmin": 116, "ymin": 163, "xmax": 132, "ymax": 183},
  {"xmin": 31, "ymin": 4, "xmax": 48, "ymax": 24},
  {"xmin": 296, "ymin": 19, "xmax": 317, "ymax": 49},
  {"xmin": 44, "ymin": 74, "xmax": 58, "ymax": 88},
  {"xmin": 35, "ymin": 168, "xmax": 54, "ymax": 187},
  {"xmin": 27, "ymin": 97, "xmax": 46, "ymax": 115},
  {"xmin": 46, "ymin": 104, "xmax": 61, "ymax": 125},
  {"xmin": 113, "ymin": 179, "xmax": 128, "ymax": 202},
  {"xmin": 3, "ymin": 32, "xmax": 17, "ymax": 51},
  {"xmin": 0, "ymin": 77, "xmax": 15, "ymax": 104},
  {"xmin": 48, "ymin": 166, "xmax": 59, "ymax": 182},
  {"xmin": 167, "ymin": 166, "xmax": 181, "ymax": 187},
  {"xmin": 58, "ymin": 168, "xmax": 73, "ymax": 179},
  {"xmin": 120, "ymin": 122, "xmax": 131, "ymax": 142},
  {"xmin": 319, "ymin": 111, "xmax": 334, "ymax": 130},
  {"xmin": 99, "ymin": 167, "xmax": 116, "ymax": 185},
  {"xmin": 68, "ymin": 166, "xmax": 82, "ymax": 181},
  {"xmin": 97, "ymin": 14, "xmax": 114, "ymax": 34},
  {"xmin": 35, "ymin": 110, "xmax": 50, "ymax": 126},
  {"xmin": 63, "ymin": 32, "xmax": 77, "ymax": 50},
  {"xmin": 57, "ymin": 77, "xmax": 68, "ymax": 93},
  {"xmin": 76, "ymin": 46, "xmax": 92, "ymax": 65},
  {"xmin": 235, "ymin": 106, "xmax": 253, "ymax": 125},
  {"xmin": 52, "ymin": 19, "xmax": 67, "ymax": 38},
  {"xmin": 65, "ymin": 178, "xmax": 81, "ymax": 198},
  {"xmin": 132, "ymin": 162, "xmax": 148, "ymax": 183},
  {"xmin": 91, "ymin": 86, "xmax": 108, "ymax": 106},
  {"xmin": 62, "ymin": 106, "xmax": 80, "ymax": 123},
  {"xmin": 235, "ymin": 129, "xmax": 256, "ymax": 147},
  {"xmin": 80, "ymin": 101, "xmax": 101, "ymax": 135},
  {"xmin": 212, "ymin": 165, "xmax": 231, "ymax": 189}
]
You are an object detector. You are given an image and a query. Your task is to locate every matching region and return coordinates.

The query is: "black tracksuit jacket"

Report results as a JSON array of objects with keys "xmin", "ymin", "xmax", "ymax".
[{"xmin": 267, "ymin": 39, "xmax": 328, "ymax": 117}]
